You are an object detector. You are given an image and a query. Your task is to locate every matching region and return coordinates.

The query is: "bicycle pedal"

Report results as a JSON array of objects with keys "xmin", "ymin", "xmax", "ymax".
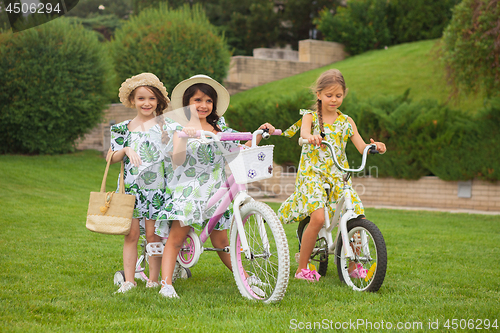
[{"xmin": 146, "ymin": 242, "xmax": 164, "ymax": 257}]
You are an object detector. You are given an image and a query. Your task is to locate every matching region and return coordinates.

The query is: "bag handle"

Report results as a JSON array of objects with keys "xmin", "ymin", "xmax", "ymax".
[{"xmin": 100, "ymin": 151, "xmax": 126, "ymax": 194}]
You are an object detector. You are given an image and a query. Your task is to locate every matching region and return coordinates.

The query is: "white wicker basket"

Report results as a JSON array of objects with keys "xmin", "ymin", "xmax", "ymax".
[{"xmin": 225, "ymin": 145, "xmax": 274, "ymax": 184}]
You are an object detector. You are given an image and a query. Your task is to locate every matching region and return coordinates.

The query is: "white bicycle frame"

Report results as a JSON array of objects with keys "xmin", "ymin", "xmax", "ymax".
[{"xmin": 298, "ymin": 138, "xmax": 376, "ymax": 261}]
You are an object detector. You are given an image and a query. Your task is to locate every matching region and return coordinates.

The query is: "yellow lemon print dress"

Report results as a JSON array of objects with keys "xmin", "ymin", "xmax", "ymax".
[{"xmin": 278, "ymin": 109, "xmax": 364, "ymax": 224}]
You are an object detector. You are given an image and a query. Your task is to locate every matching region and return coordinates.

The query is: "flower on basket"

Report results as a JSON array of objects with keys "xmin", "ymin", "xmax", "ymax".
[
  {"xmin": 248, "ymin": 169, "xmax": 257, "ymax": 179},
  {"xmin": 257, "ymin": 152, "xmax": 266, "ymax": 161}
]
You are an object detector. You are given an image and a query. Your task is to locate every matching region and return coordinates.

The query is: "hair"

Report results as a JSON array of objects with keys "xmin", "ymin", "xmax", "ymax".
[
  {"xmin": 128, "ymin": 85, "xmax": 170, "ymax": 143},
  {"xmin": 312, "ymin": 69, "xmax": 347, "ymax": 136},
  {"xmin": 182, "ymin": 83, "xmax": 221, "ymax": 132}
]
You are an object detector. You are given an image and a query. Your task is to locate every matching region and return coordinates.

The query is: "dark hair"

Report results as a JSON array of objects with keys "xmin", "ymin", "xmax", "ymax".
[{"xmin": 182, "ymin": 83, "xmax": 220, "ymax": 132}]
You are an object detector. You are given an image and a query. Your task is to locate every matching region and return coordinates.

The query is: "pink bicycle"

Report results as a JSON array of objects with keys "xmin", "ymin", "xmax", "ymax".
[{"xmin": 117, "ymin": 129, "xmax": 290, "ymax": 303}]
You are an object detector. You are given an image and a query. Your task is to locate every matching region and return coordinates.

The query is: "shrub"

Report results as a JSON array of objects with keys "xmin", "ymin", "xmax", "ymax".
[
  {"xmin": 387, "ymin": 0, "xmax": 460, "ymax": 44},
  {"xmin": 227, "ymin": 88, "xmax": 500, "ymax": 181},
  {"xmin": 441, "ymin": 0, "xmax": 500, "ymax": 97},
  {"xmin": 111, "ymin": 3, "xmax": 231, "ymax": 94},
  {"xmin": 0, "ymin": 18, "xmax": 113, "ymax": 154},
  {"xmin": 316, "ymin": 0, "xmax": 391, "ymax": 55}
]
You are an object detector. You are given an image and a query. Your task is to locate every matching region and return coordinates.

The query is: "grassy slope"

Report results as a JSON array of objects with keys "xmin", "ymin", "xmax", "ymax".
[
  {"xmin": 230, "ymin": 40, "xmax": 485, "ymax": 112},
  {"xmin": 1, "ymin": 152, "xmax": 499, "ymax": 332}
]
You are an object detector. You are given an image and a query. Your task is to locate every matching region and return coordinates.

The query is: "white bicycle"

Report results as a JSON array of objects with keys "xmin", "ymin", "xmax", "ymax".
[{"xmin": 296, "ymin": 138, "xmax": 387, "ymax": 292}]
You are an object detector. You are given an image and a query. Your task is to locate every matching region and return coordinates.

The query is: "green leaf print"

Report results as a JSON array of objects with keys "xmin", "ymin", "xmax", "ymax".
[
  {"xmin": 152, "ymin": 193, "xmax": 164, "ymax": 210},
  {"xmin": 165, "ymin": 164, "xmax": 174, "ymax": 183},
  {"xmin": 165, "ymin": 202, "xmax": 173, "ymax": 212},
  {"xmin": 115, "ymin": 137, "xmax": 124, "ymax": 146},
  {"xmin": 141, "ymin": 171, "xmax": 157, "ymax": 185},
  {"xmin": 175, "ymin": 185, "xmax": 184, "ymax": 194},
  {"xmin": 184, "ymin": 167, "xmax": 196, "ymax": 178},
  {"xmin": 193, "ymin": 207, "xmax": 201, "ymax": 221},
  {"xmin": 197, "ymin": 145, "xmax": 214, "ymax": 165},
  {"xmin": 198, "ymin": 173, "xmax": 210, "ymax": 186},
  {"xmin": 185, "ymin": 201, "xmax": 193, "ymax": 216},
  {"xmin": 183, "ymin": 186, "xmax": 193, "ymax": 198},
  {"xmin": 139, "ymin": 141, "xmax": 160, "ymax": 163},
  {"xmin": 130, "ymin": 166, "xmax": 139, "ymax": 175},
  {"xmin": 211, "ymin": 164, "xmax": 220, "ymax": 181},
  {"xmin": 193, "ymin": 186, "xmax": 202, "ymax": 199},
  {"xmin": 114, "ymin": 124, "xmax": 128, "ymax": 135},
  {"xmin": 189, "ymin": 156, "xmax": 197, "ymax": 166}
]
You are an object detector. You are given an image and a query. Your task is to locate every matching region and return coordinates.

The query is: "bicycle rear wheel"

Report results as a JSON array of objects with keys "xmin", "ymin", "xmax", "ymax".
[
  {"xmin": 230, "ymin": 201, "xmax": 289, "ymax": 303},
  {"xmin": 335, "ymin": 217, "xmax": 387, "ymax": 292},
  {"xmin": 297, "ymin": 217, "xmax": 329, "ymax": 276}
]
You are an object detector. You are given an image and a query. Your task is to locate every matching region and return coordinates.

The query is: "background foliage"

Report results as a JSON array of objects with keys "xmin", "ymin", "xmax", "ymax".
[
  {"xmin": 110, "ymin": 3, "xmax": 230, "ymax": 95},
  {"xmin": 226, "ymin": 89, "xmax": 500, "ymax": 181},
  {"xmin": 317, "ymin": 0, "xmax": 460, "ymax": 55},
  {"xmin": 317, "ymin": 0, "xmax": 391, "ymax": 55},
  {"xmin": 0, "ymin": 18, "xmax": 113, "ymax": 154},
  {"xmin": 441, "ymin": 0, "xmax": 500, "ymax": 98}
]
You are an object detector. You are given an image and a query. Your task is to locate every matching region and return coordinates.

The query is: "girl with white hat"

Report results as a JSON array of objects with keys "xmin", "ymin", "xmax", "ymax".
[{"xmin": 156, "ymin": 75, "xmax": 275, "ymax": 298}]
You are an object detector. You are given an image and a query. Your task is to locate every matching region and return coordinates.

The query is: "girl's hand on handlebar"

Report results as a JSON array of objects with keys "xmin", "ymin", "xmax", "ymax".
[
  {"xmin": 308, "ymin": 134, "xmax": 323, "ymax": 146},
  {"xmin": 258, "ymin": 123, "xmax": 275, "ymax": 134},
  {"xmin": 182, "ymin": 127, "xmax": 198, "ymax": 137},
  {"xmin": 370, "ymin": 138, "xmax": 386, "ymax": 154}
]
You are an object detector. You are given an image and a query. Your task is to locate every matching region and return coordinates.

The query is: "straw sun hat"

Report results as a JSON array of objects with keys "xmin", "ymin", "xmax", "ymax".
[
  {"xmin": 170, "ymin": 75, "xmax": 230, "ymax": 117},
  {"xmin": 119, "ymin": 73, "xmax": 170, "ymax": 109}
]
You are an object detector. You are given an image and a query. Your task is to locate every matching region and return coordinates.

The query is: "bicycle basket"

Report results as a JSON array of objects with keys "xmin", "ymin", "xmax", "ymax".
[{"xmin": 224, "ymin": 145, "xmax": 274, "ymax": 184}]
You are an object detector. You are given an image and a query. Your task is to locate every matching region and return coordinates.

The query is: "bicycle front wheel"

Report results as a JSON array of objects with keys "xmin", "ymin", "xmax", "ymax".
[
  {"xmin": 335, "ymin": 218, "xmax": 387, "ymax": 292},
  {"xmin": 230, "ymin": 201, "xmax": 290, "ymax": 303}
]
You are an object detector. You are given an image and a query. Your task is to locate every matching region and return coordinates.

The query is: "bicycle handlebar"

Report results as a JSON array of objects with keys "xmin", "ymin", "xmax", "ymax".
[
  {"xmin": 298, "ymin": 137, "xmax": 378, "ymax": 173},
  {"xmin": 177, "ymin": 129, "xmax": 282, "ymax": 152}
]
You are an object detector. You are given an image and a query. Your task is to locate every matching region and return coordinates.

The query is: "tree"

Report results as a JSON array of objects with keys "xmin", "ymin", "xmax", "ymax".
[
  {"xmin": 111, "ymin": 3, "xmax": 230, "ymax": 93},
  {"xmin": 441, "ymin": 0, "xmax": 500, "ymax": 97}
]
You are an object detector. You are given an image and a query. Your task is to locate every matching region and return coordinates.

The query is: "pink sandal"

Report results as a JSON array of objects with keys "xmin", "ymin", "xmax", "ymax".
[
  {"xmin": 349, "ymin": 264, "xmax": 368, "ymax": 279},
  {"xmin": 295, "ymin": 268, "xmax": 321, "ymax": 282}
]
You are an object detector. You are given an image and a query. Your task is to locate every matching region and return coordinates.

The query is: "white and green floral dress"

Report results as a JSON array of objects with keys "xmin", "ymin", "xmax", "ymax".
[
  {"xmin": 155, "ymin": 121, "xmax": 238, "ymax": 237},
  {"xmin": 110, "ymin": 120, "xmax": 166, "ymax": 220},
  {"xmin": 278, "ymin": 109, "xmax": 364, "ymax": 224}
]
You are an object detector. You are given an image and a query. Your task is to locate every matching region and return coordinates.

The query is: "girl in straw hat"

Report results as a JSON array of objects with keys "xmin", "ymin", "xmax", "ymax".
[
  {"xmin": 108, "ymin": 73, "xmax": 170, "ymax": 293},
  {"xmin": 156, "ymin": 75, "xmax": 275, "ymax": 298}
]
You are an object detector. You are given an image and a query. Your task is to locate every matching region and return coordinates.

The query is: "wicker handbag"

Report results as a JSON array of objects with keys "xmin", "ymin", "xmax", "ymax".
[{"xmin": 86, "ymin": 152, "xmax": 135, "ymax": 235}]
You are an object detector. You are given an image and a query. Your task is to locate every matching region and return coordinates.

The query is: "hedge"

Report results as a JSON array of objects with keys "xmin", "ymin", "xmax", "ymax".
[
  {"xmin": 111, "ymin": 3, "xmax": 231, "ymax": 95},
  {"xmin": 0, "ymin": 18, "xmax": 113, "ymax": 154},
  {"xmin": 226, "ymin": 90, "xmax": 500, "ymax": 182}
]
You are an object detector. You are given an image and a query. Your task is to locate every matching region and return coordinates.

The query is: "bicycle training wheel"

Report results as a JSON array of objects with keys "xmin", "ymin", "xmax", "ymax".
[
  {"xmin": 335, "ymin": 217, "xmax": 387, "ymax": 292},
  {"xmin": 297, "ymin": 217, "xmax": 329, "ymax": 276},
  {"xmin": 134, "ymin": 235, "xmax": 191, "ymax": 283},
  {"xmin": 230, "ymin": 201, "xmax": 290, "ymax": 303}
]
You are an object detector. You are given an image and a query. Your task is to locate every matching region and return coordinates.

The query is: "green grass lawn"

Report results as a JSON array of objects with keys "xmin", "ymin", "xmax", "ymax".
[
  {"xmin": 1, "ymin": 151, "xmax": 499, "ymax": 332},
  {"xmin": 230, "ymin": 40, "xmax": 486, "ymax": 113}
]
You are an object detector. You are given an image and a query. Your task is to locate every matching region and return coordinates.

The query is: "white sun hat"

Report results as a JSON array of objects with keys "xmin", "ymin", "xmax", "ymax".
[{"xmin": 170, "ymin": 74, "xmax": 230, "ymax": 117}]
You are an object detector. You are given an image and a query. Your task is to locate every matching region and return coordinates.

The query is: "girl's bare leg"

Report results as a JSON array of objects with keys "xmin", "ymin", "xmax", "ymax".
[
  {"xmin": 210, "ymin": 229, "xmax": 232, "ymax": 271},
  {"xmin": 123, "ymin": 218, "xmax": 141, "ymax": 283},
  {"xmin": 161, "ymin": 221, "xmax": 190, "ymax": 285},
  {"xmin": 145, "ymin": 219, "xmax": 161, "ymax": 283},
  {"xmin": 296, "ymin": 209, "xmax": 325, "ymax": 274}
]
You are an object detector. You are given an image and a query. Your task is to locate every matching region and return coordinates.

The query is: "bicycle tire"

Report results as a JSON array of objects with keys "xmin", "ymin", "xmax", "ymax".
[
  {"xmin": 297, "ymin": 217, "xmax": 329, "ymax": 276},
  {"xmin": 230, "ymin": 201, "xmax": 290, "ymax": 303},
  {"xmin": 335, "ymin": 218, "xmax": 387, "ymax": 292}
]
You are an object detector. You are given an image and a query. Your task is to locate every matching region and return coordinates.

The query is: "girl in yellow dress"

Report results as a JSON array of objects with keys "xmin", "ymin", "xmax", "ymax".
[{"xmin": 278, "ymin": 69, "xmax": 386, "ymax": 282}]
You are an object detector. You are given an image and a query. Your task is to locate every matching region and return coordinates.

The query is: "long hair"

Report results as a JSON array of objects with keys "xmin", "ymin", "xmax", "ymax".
[
  {"xmin": 182, "ymin": 83, "xmax": 221, "ymax": 132},
  {"xmin": 313, "ymin": 69, "xmax": 347, "ymax": 135}
]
